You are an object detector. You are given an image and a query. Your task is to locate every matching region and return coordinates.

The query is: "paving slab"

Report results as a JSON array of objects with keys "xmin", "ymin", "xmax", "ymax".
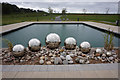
[
  {"xmin": 2, "ymin": 63, "xmax": 119, "ymax": 78},
  {"xmin": 1, "ymin": 21, "xmax": 120, "ymax": 35}
]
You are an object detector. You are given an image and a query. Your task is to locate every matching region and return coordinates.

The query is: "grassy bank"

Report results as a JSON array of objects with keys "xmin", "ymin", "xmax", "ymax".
[
  {"xmin": 2, "ymin": 13, "xmax": 59, "ymax": 25},
  {"xmin": 2, "ymin": 13, "xmax": 119, "ymax": 26},
  {"xmin": 61, "ymin": 14, "xmax": 119, "ymax": 25}
]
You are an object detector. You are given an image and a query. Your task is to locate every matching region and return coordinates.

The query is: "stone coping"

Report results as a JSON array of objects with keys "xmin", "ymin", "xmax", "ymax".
[
  {"xmin": 2, "ymin": 63, "xmax": 118, "ymax": 72},
  {"xmin": 1, "ymin": 21, "xmax": 120, "ymax": 35}
]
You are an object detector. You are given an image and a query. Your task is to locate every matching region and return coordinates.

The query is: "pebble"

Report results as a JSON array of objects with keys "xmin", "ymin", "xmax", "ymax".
[
  {"xmin": 59, "ymin": 49, "xmax": 64, "ymax": 52},
  {"xmin": 102, "ymin": 54, "xmax": 106, "ymax": 57},
  {"xmin": 82, "ymin": 54, "xmax": 86, "ymax": 57},
  {"xmin": 61, "ymin": 52, "xmax": 66, "ymax": 56},
  {"xmin": 53, "ymin": 55, "xmax": 56, "ymax": 57},
  {"xmin": 75, "ymin": 58, "xmax": 80, "ymax": 63},
  {"xmin": 38, "ymin": 53, "xmax": 41, "ymax": 56},
  {"xmin": 96, "ymin": 48, "xmax": 102, "ymax": 53},
  {"xmin": 45, "ymin": 57, "xmax": 48, "ymax": 61},
  {"xmin": 58, "ymin": 57, "xmax": 62, "ymax": 64},
  {"xmin": 66, "ymin": 55, "xmax": 72, "ymax": 61},
  {"xmin": 78, "ymin": 52, "xmax": 82, "ymax": 56},
  {"xmin": 70, "ymin": 54, "xmax": 74, "ymax": 57},
  {"xmin": 49, "ymin": 53, "xmax": 53, "ymax": 57},
  {"xmin": 26, "ymin": 55, "xmax": 31, "ymax": 60},
  {"xmin": 79, "ymin": 59, "xmax": 85, "ymax": 64},
  {"xmin": 51, "ymin": 59, "xmax": 54, "ymax": 63},
  {"xmin": 63, "ymin": 60, "xmax": 68, "ymax": 65},
  {"xmin": 54, "ymin": 57, "xmax": 59, "ymax": 65},
  {"xmin": 95, "ymin": 53, "xmax": 101, "ymax": 57},
  {"xmin": 106, "ymin": 52, "xmax": 112, "ymax": 56},
  {"xmin": 46, "ymin": 61, "xmax": 51, "ymax": 65},
  {"xmin": 113, "ymin": 55, "xmax": 117, "ymax": 58},
  {"xmin": 39, "ymin": 59, "xmax": 44, "ymax": 64},
  {"xmin": 20, "ymin": 59, "xmax": 24, "ymax": 63},
  {"xmin": 78, "ymin": 56, "xmax": 84, "ymax": 59},
  {"xmin": 109, "ymin": 57, "xmax": 114, "ymax": 61},
  {"xmin": 86, "ymin": 61, "xmax": 90, "ymax": 64},
  {"xmin": 40, "ymin": 56, "xmax": 45, "ymax": 60},
  {"xmin": 69, "ymin": 61, "xmax": 74, "ymax": 64},
  {"xmin": 60, "ymin": 55, "xmax": 65, "ymax": 60}
]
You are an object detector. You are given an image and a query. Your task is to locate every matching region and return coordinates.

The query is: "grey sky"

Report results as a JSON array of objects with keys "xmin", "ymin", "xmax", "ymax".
[{"xmin": 2, "ymin": 0, "xmax": 120, "ymax": 13}]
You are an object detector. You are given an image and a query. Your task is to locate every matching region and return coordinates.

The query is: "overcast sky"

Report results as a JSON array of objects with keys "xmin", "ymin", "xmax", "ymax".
[{"xmin": 2, "ymin": 0, "xmax": 120, "ymax": 13}]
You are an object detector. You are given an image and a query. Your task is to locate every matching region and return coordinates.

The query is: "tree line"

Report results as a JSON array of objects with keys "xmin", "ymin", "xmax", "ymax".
[{"xmin": 1, "ymin": 2, "xmax": 47, "ymax": 15}]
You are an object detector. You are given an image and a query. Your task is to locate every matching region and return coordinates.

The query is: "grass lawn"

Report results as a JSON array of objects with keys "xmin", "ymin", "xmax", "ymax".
[
  {"xmin": 2, "ymin": 13, "xmax": 120, "ymax": 26},
  {"xmin": 61, "ymin": 14, "xmax": 119, "ymax": 26},
  {"xmin": 2, "ymin": 13, "xmax": 59, "ymax": 25}
]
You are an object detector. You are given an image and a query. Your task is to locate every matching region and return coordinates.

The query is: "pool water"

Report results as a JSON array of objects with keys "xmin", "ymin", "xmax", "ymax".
[{"xmin": 2, "ymin": 24, "xmax": 119, "ymax": 47}]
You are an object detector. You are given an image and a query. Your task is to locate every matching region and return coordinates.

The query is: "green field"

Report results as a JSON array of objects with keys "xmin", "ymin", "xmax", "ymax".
[
  {"xmin": 2, "ymin": 13, "xmax": 120, "ymax": 26},
  {"xmin": 2, "ymin": 13, "xmax": 59, "ymax": 25}
]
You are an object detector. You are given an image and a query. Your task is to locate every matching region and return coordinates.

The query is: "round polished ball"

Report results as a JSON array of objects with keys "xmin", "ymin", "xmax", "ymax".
[
  {"xmin": 64, "ymin": 37, "xmax": 76, "ymax": 50},
  {"xmin": 12, "ymin": 44, "xmax": 25, "ymax": 57},
  {"xmin": 46, "ymin": 33, "xmax": 61, "ymax": 49},
  {"xmin": 80, "ymin": 41, "xmax": 91, "ymax": 53},
  {"xmin": 28, "ymin": 38, "xmax": 41, "ymax": 52}
]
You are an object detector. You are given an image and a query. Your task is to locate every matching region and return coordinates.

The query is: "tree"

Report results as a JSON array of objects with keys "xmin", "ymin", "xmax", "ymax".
[
  {"xmin": 106, "ymin": 8, "xmax": 110, "ymax": 14},
  {"xmin": 48, "ymin": 7, "xmax": 53, "ymax": 15},
  {"xmin": 83, "ymin": 9, "xmax": 87, "ymax": 14},
  {"xmin": 62, "ymin": 8, "xmax": 67, "ymax": 16}
]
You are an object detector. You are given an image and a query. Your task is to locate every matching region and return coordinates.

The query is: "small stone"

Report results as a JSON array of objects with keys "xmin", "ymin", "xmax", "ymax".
[
  {"xmin": 49, "ymin": 53, "xmax": 53, "ymax": 57},
  {"xmin": 3, "ymin": 59, "xmax": 7, "ymax": 62},
  {"xmin": 106, "ymin": 52, "xmax": 112, "ymax": 56},
  {"xmin": 78, "ymin": 56, "xmax": 84, "ymax": 59},
  {"xmin": 20, "ymin": 60, "xmax": 24, "ymax": 63},
  {"xmin": 51, "ymin": 59, "xmax": 54, "ymax": 63},
  {"xmin": 101, "ymin": 60, "xmax": 105, "ymax": 62},
  {"xmin": 109, "ymin": 57, "xmax": 114, "ymax": 61},
  {"xmin": 75, "ymin": 58, "xmax": 80, "ymax": 63},
  {"xmin": 40, "ymin": 56, "xmax": 45, "ymax": 60},
  {"xmin": 79, "ymin": 59, "xmax": 85, "ymax": 64},
  {"xmin": 7, "ymin": 52, "xmax": 11, "ymax": 57},
  {"xmin": 115, "ymin": 59, "xmax": 119, "ymax": 63},
  {"xmin": 61, "ymin": 52, "xmax": 66, "ymax": 56},
  {"xmin": 45, "ymin": 57, "xmax": 48, "ymax": 61},
  {"xmin": 14, "ymin": 59, "xmax": 19, "ymax": 63},
  {"xmin": 38, "ymin": 53, "xmax": 41, "ymax": 56},
  {"xmin": 59, "ymin": 49, "xmax": 64, "ymax": 52},
  {"xmin": 66, "ymin": 55, "xmax": 72, "ymax": 61},
  {"xmin": 46, "ymin": 61, "xmax": 51, "ymax": 65},
  {"xmin": 58, "ymin": 57, "xmax": 63, "ymax": 64},
  {"xmin": 54, "ymin": 57, "xmax": 59, "ymax": 65},
  {"xmin": 69, "ymin": 61, "xmax": 73, "ymax": 64},
  {"xmin": 36, "ymin": 54, "xmax": 39, "ymax": 57},
  {"xmin": 26, "ymin": 55, "xmax": 31, "ymax": 60},
  {"xmin": 78, "ymin": 52, "xmax": 82, "ymax": 56},
  {"xmin": 113, "ymin": 55, "xmax": 117, "ymax": 58},
  {"xmin": 60, "ymin": 55, "xmax": 65, "ymax": 60},
  {"xmin": 70, "ymin": 54, "xmax": 74, "ymax": 57},
  {"xmin": 86, "ymin": 61, "xmax": 90, "ymax": 64},
  {"xmin": 82, "ymin": 54, "xmax": 86, "ymax": 57},
  {"xmin": 63, "ymin": 60, "xmax": 68, "ymax": 65},
  {"xmin": 96, "ymin": 48, "xmax": 102, "ymax": 53},
  {"xmin": 102, "ymin": 54, "xmax": 106, "ymax": 57},
  {"xmin": 95, "ymin": 53, "xmax": 101, "ymax": 57},
  {"xmin": 39, "ymin": 59, "xmax": 44, "ymax": 65},
  {"xmin": 53, "ymin": 55, "xmax": 56, "ymax": 57}
]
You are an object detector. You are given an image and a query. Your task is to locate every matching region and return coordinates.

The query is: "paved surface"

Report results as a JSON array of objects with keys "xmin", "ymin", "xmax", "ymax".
[
  {"xmin": 2, "ymin": 63, "xmax": 118, "ymax": 78},
  {"xmin": 1, "ymin": 21, "xmax": 120, "ymax": 35},
  {"xmin": 55, "ymin": 16, "xmax": 62, "ymax": 21}
]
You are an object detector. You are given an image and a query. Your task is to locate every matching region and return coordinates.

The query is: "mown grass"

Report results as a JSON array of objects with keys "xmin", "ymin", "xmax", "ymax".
[
  {"xmin": 2, "ymin": 13, "xmax": 59, "ymax": 25},
  {"xmin": 61, "ymin": 14, "xmax": 118, "ymax": 22},
  {"xmin": 2, "ymin": 13, "xmax": 120, "ymax": 26}
]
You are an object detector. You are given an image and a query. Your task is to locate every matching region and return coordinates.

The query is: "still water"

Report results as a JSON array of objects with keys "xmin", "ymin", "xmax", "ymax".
[{"xmin": 2, "ymin": 24, "xmax": 119, "ymax": 47}]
